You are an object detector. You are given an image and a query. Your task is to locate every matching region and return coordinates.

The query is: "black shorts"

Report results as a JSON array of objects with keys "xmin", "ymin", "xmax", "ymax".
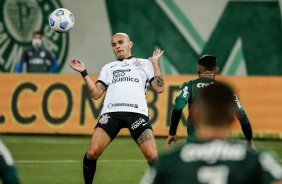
[{"xmin": 95, "ymin": 112, "xmax": 152, "ymax": 142}]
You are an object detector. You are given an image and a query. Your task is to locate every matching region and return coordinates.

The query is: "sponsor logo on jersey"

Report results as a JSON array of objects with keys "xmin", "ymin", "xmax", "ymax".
[
  {"xmin": 132, "ymin": 59, "xmax": 141, "ymax": 66},
  {"xmin": 182, "ymin": 86, "xmax": 189, "ymax": 97},
  {"xmin": 180, "ymin": 140, "xmax": 246, "ymax": 164},
  {"xmin": 197, "ymin": 82, "xmax": 214, "ymax": 88},
  {"xmin": 99, "ymin": 114, "xmax": 110, "ymax": 124},
  {"xmin": 0, "ymin": 0, "xmax": 68, "ymax": 72},
  {"xmin": 110, "ymin": 64, "xmax": 117, "ymax": 68},
  {"xmin": 131, "ymin": 118, "xmax": 147, "ymax": 130},
  {"xmin": 107, "ymin": 103, "xmax": 138, "ymax": 109},
  {"xmin": 112, "ymin": 69, "xmax": 139, "ymax": 83}
]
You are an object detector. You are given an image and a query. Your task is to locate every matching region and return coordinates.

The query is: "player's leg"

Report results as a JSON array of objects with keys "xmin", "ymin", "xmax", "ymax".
[
  {"xmin": 83, "ymin": 127, "xmax": 111, "ymax": 184},
  {"xmin": 137, "ymin": 129, "xmax": 158, "ymax": 165},
  {"xmin": 83, "ymin": 113, "xmax": 121, "ymax": 184},
  {"xmin": 127, "ymin": 113, "xmax": 158, "ymax": 165}
]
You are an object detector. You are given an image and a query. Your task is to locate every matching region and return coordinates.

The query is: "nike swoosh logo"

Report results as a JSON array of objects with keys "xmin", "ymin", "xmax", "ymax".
[
  {"xmin": 111, "ymin": 64, "xmax": 117, "ymax": 68},
  {"xmin": 142, "ymin": 122, "xmax": 148, "ymax": 126}
]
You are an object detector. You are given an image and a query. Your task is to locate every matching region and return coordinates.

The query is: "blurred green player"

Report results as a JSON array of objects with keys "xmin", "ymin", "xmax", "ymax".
[
  {"xmin": 166, "ymin": 55, "xmax": 256, "ymax": 150},
  {"xmin": 141, "ymin": 82, "xmax": 282, "ymax": 184},
  {"xmin": 0, "ymin": 139, "xmax": 20, "ymax": 184}
]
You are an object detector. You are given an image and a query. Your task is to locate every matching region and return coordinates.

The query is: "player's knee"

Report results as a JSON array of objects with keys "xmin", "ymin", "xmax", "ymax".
[
  {"xmin": 86, "ymin": 146, "xmax": 102, "ymax": 160},
  {"xmin": 145, "ymin": 151, "xmax": 158, "ymax": 162}
]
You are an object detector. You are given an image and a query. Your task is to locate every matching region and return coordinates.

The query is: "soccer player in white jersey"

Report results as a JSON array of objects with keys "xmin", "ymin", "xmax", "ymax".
[{"xmin": 69, "ymin": 33, "xmax": 164, "ymax": 184}]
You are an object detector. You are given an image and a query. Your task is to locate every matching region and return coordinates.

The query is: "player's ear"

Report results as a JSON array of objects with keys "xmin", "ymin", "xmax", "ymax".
[
  {"xmin": 129, "ymin": 41, "xmax": 133, "ymax": 48},
  {"xmin": 197, "ymin": 65, "xmax": 201, "ymax": 77},
  {"xmin": 215, "ymin": 67, "xmax": 219, "ymax": 74},
  {"xmin": 230, "ymin": 114, "xmax": 237, "ymax": 124}
]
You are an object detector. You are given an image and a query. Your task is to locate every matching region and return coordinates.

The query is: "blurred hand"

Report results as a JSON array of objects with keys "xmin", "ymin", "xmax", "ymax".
[
  {"xmin": 69, "ymin": 59, "xmax": 86, "ymax": 72},
  {"xmin": 166, "ymin": 135, "xmax": 178, "ymax": 150},
  {"xmin": 247, "ymin": 139, "xmax": 257, "ymax": 151},
  {"xmin": 148, "ymin": 49, "xmax": 164, "ymax": 65}
]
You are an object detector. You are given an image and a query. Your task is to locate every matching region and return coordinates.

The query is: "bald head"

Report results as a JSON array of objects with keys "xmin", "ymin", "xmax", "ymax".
[
  {"xmin": 111, "ymin": 33, "xmax": 133, "ymax": 59},
  {"xmin": 112, "ymin": 33, "xmax": 130, "ymax": 42}
]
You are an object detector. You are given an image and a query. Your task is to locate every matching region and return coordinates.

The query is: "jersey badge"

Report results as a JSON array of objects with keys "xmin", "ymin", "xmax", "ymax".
[
  {"xmin": 132, "ymin": 59, "xmax": 141, "ymax": 66},
  {"xmin": 99, "ymin": 114, "xmax": 110, "ymax": 124}
]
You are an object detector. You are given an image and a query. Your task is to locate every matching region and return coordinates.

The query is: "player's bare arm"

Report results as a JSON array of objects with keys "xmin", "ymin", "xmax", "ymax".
[
  {"xmin": 149, "ymin": 49, "xmax": 164, "ymax": 93},
  {"xmin": 69, "ymin": 59, "xmax": 106, "ymax": 100}
]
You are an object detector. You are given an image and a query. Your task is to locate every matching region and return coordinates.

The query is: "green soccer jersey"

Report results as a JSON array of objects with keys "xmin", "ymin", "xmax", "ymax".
[
  {"xmin": 169, "ymin": 77, "xmax": 253, "ymax": 142},
  {"xmin": 0, "ymin": 140, "xmax": 20, "ymax": 184},
  {"xmin": 140, "ymin": 140, "xmax": 282, "ymax": 184}
]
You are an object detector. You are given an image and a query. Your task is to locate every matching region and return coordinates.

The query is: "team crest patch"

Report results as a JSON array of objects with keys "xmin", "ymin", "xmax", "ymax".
[
  {"xmin": 132, "ymin": 59, "xmax": 141, "ymax": 66},
  {"xmin": 99, "ymin": 114, "xmax": 110, "ymax": 124}
]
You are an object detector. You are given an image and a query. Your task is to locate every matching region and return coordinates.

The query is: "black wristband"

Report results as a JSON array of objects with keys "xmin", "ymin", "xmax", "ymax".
[{"xmin": 81, "ymin": 69, "xmax": 88, "ymax": 77}]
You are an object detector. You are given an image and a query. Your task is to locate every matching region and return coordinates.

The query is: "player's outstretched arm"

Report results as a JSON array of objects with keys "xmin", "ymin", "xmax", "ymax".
[
  {"xmin": 69, "ymin": 59, "xmax": 106, "ymax": 100},
  {"xmin": 149, "ymin": 49, "xmax": 164, "ymax": 93}
]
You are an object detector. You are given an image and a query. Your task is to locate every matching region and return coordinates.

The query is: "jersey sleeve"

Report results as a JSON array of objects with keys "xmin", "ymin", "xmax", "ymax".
[
  {"xmin": 96, "ymin": 65, "xmax": 109, "ymax": 88},
  {"xmin": 168, "ymin": 82, "xmax": 190, "ymax": 135},
  {"xmin": 258, "ymin": 151, "xmax": 282, "ymax": 183},
  {"xmin": 175, "ymin": 81, "xmax": 191, "ymax": 102},
  {"xmin": 233, "ymin": 94, "xmax": 253, "ymax": 141},
  {"xmin": 145, "ymin": 60, "xmax": 155, "ymax": 86}
]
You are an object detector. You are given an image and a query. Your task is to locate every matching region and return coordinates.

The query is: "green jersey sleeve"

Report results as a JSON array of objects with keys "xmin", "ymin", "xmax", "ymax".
[
  {"xmin": 175, "ymin": 81, "xmax": 191, "ymax": 102},
  {"xmin": 168, "ymin": 81, "xmax": 191, "ymax": 135},
  {"xmin": 233, "ymin": 94, "xmax": 253, "ymax": 141}
]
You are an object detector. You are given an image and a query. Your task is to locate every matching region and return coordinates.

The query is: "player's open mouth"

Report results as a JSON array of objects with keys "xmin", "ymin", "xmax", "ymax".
[{"xmin": 117, "ymin": 50, "xmax": 123, "ymax": 54}]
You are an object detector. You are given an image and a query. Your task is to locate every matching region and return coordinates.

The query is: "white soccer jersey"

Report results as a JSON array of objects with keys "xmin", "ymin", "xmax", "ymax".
[{"xmin": 97, "ymin": 56, "xmax": 154, "ymax": 116}]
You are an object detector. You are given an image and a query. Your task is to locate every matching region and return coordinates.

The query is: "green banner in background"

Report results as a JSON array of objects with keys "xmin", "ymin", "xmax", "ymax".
[{"xmin": 106, "ymin": 0, "xmax": 282, "ymax": 75}]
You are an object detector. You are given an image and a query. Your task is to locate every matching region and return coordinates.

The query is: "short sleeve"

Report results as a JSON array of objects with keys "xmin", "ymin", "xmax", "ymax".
[
  {"xmin": 97, "ymin": 65, "xmax": 109, "ymax": 88},
  {"xmin": 146, "ymin": 60, "xmax": 154, "ymax": 86},
  {"xmin": 175, "ymin": 81, "xmax": 191, "ymax": 103}
]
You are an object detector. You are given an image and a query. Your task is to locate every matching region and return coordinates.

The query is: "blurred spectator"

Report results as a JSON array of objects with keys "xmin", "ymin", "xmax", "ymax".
[{"xmin": 14, "ymin": 31, "xmax": 58, "ymax": 73}]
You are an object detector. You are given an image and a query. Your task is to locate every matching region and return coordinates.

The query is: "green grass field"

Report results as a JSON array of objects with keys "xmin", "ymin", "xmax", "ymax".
[{"xmin": 1, "ymin": 135, "xmax": 282, "ymax": 184}]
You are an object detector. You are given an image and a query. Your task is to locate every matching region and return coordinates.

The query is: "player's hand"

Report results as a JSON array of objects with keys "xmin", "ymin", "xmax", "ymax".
[
  {"xmin": 69, "ymin": 59, "xmax": 86, "ymax": 72},
  {"xmin": 166, "ymin": 135, "xmax": 178, "ymax": 150},
  {"xmin": 148, "ymin": 49, "xmax": 164, "ymax": 65},
  {"xmin": 247, "ymin": 139, "xmax": 257, "ymax": 151}
]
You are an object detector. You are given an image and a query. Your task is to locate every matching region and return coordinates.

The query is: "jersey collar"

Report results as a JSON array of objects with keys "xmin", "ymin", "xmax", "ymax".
[{"xmin": 117, "ymin": 56, "xmax": 135, "ymax": 61}]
